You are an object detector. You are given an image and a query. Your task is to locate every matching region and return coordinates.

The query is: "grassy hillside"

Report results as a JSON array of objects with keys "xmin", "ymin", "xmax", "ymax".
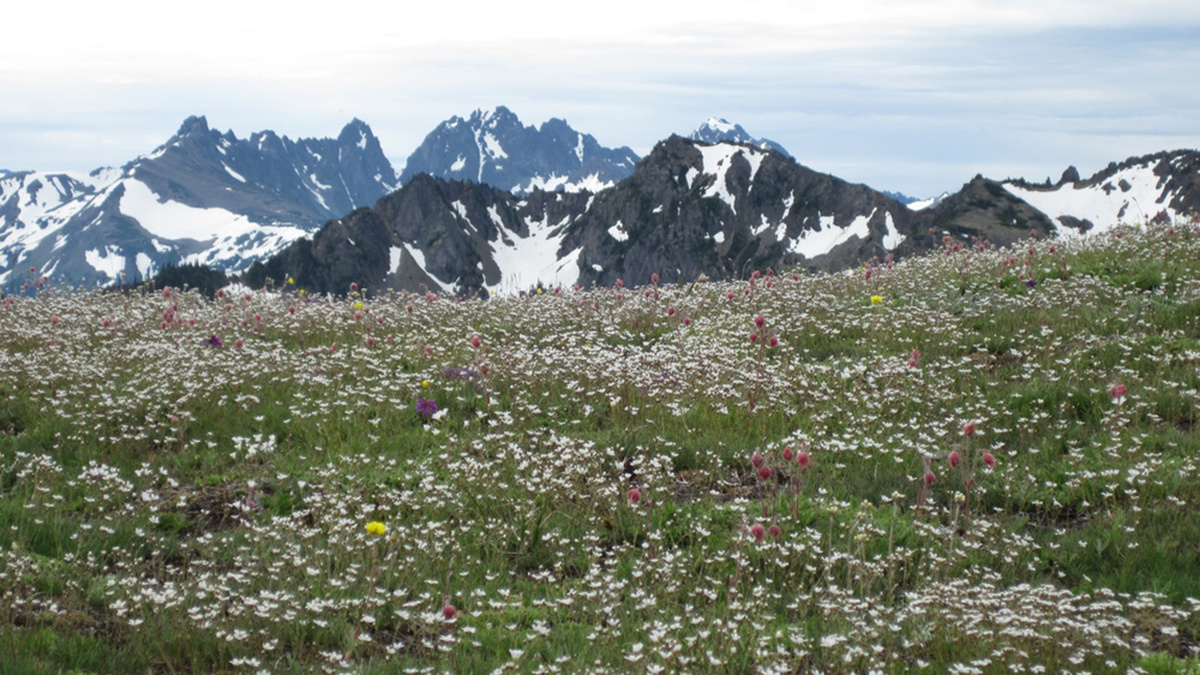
[{"xmin": 1, "ymin": 222, "xmax": 1197, "ymax": 674}]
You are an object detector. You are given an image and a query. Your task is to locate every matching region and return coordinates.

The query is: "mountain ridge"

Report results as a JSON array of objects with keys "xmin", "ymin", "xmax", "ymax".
[
  {"xmin": 3, "ymin": 108, "xmax": 1198, "ymax": 294},
  {"xmin": 398, "ymin": 106, "xmax": 640, "ymax": 194}
]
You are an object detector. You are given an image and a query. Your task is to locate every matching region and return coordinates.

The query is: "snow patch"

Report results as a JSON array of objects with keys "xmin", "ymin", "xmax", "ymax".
[
  {"xmin": 787, "ymin": 210, "xmax": 874, "ymax": 258},
  {"xmin": 516, "ymin": 172, "xmax": 613, "ymax": 194},
  {"xmin": 696, "ymin": 143, "xmax": 765, "ymax": 215},
  {"xmin": 224, "ymin": 165, "xmax": 246, "ymax": 183},
  {"xmin": 389, "ymin": 246, "xmax": 404, "ymax": 275},
  {"xmin": 1002, "ymin": 164, "xmax": 1179, "ymax": 235},
  {"xmin": 608, "ymin": 221, "xmax": 629, "ymax": 242},
  {"xmin": 135, "ymin": 252, "xmax": 154, "ymax": 280},
  {"xmin": 482, "ymin": 133, "xmax": 507, "ymax": 159},
  {"xmin": 84, "ymin": 246, "xmax": 126, "ymax": 283},
  {"xmin": 907, "ymin": 193, "xmax": 948, "ymax": 211},
  {"xmin": 487, "ymin": 213, "xmax": 579, "ymax": 294},
  {"xmin": 450, "ymin": 155, "xmax": 467, "ymax": 172},
  {"xmin": 753, "ymin": 214, "xmax": 773, "ymax": 237},
  {"xmin": 881, "ymin": 212, "xmax": 906, "ymax": 251},
  {"xmin": 121, "ymin": 179, "xmax": 253, "ymax": 241}
]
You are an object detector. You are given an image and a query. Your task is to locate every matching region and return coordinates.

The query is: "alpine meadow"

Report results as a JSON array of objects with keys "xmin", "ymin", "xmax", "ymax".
[{"xmin": 1, "ymin": 221, "xmax": 1199, "ymax": 674}]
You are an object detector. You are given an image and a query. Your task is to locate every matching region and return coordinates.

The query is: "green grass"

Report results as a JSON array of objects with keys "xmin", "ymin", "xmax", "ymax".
[{"xmin": 0, "ymin": 221, "xmax": 1197, "ymax": 672}]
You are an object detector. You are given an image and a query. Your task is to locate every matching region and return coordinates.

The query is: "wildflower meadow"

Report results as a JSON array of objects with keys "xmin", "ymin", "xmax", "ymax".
[{"xmin": 1, "ymin": 222, "xmax": 1198, "ymax": 674}]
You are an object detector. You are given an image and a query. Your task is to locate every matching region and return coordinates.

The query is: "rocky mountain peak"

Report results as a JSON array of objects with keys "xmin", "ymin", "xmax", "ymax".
[
  {"xmin": 175, "ymin": 115, "xmax": 211, "ymax": 138},
  {"xmin": 688, "ymin": 118, "xmax": 792, "ymax": 158},
  {"xmin": 399, "ymin": 106, "xmax": 640, "ymax": 194}
]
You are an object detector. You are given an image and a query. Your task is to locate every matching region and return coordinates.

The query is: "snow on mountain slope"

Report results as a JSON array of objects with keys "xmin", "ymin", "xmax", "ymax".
[
  {"xmin": 696, "ymin": 143, "xmax": 766, "ymax": 215},
  {"xmin": 1, "ymin": 117, "xmax": 398, "ymax": 290},
  {"xmin": 1003, "ymin": 161, "xmax": 1185, "ymax": 235},
  {"xmin": 487, "ymin": 213, "xmax": 579, "ymax": 293},
  {"xmin": 907, "ymin": 192, "xmax": 949, "ymax": 211}
]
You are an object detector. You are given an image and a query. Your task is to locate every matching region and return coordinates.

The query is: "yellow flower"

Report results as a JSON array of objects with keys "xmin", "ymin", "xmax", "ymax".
[
  {"xmin": 354, "ymin": 301, "xmax": 364, "ymax": 311},
  {"xmin": 365, "ymin": 521, "xmax": 387, "ymax": 536},
  {"xmin": 870, "ymin": 295, "xmax": 883, "ymax": 305},
  {"xmin": 422, "ymin": 380, "xmax": 431, "ymax": 388},
  {"xmin": 287, "ymin": 276, "xmax": 295, "ymax": 285}
]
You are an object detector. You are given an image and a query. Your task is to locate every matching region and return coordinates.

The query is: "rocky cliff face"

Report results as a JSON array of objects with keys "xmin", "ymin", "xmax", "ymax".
[{"xmin": 564, "ymin": 135, "xmax": 915, "ymax": 287}]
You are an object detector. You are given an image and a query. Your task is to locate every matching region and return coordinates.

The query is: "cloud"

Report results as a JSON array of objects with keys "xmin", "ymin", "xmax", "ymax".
[{"xmin": 2, "ymin": 2, "xmax": 1199, "ymax": 195}]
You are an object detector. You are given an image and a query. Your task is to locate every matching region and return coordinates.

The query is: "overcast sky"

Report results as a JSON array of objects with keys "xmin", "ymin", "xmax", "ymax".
[{"xmin": 4, "ymin": 0, "xmax": 1199, "ymax": 197}]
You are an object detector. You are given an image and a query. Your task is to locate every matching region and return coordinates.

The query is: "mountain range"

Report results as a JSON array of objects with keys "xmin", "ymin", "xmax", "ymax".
[
  {"xmin": 1, "ymin": 116, "xmax": 397, "ymax": 289},
  {"xmin": 2, "ymin": 107, "xmax": 1197, "ymax": 294}
]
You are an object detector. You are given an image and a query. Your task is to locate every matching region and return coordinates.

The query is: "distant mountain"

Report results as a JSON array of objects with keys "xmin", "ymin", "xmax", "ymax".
[
  {"xmin": 0, "ymin": 117, "xmax": 398, "ymax": 289},
  {"xmin": 880, "ymin": 190, "xmax": 920, "ymax": 205},
  {"xmin": 1000, "ymin": 150, "xmax": 1200, "ymax": 234},
  {"xmin": 688, "ymin": 118, "xmax": 792, "ymax": 158},
  {"xmin": 7, "ymin": 109, "xmax": 1198, "ymax": 294},
  {"xmin": 253, "ymin": 137, "xmax": 1199, "ymax": 297},
  {"xmin": 398, "ymin": 106, "xmax": 640, "ymax": 194},
  {"xmin": 250, "ymin": 136, "xmax": 1034, "ymax": 296}
]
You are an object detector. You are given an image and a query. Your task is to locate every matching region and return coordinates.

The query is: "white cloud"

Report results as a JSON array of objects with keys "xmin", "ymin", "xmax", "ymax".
[{"xmin": 2, "ymin": 1, "xmax": 1199, "ymax": 196}]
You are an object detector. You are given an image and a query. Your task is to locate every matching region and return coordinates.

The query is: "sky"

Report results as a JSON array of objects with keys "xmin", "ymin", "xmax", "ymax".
[{"xmin": 3, "ymin": 0, "xmax": 1200, "ymax": 198}]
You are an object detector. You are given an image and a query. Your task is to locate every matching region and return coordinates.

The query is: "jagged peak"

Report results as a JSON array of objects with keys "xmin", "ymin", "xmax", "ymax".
[
  {"xmin": 467, "ymin": 105, "xmax": 520, "ymax": 128},
  {"xmin": 175, "ymin": 115, "xmax": 211, "ymax": 137},
  {"xmin": 337, "ymin": 118, "xmax": 377, "ymax": 147}
]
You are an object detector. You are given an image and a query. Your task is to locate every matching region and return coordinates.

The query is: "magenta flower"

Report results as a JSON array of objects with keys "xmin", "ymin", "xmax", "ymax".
[{"xmin": 415, "ymin": 399, "xmax": 438, "ymax": 416}]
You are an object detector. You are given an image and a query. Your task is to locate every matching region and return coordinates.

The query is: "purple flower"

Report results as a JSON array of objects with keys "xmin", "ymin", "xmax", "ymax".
[
  {"xmin": 204, "ymin": 335, "xmax": 223, "ymax": 348},
  {"xmin": 415, "ymin": 398, "xmax": 438, "ymax": 417},
  {"xmin": 1026, "ymin": 278, "xmax": 1037, "ymax": 289}
]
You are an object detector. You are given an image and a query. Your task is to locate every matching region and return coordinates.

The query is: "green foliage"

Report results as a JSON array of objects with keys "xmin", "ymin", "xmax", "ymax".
[{"xmin": 0, "ymin": 221, "xmax": 1197, "ymax": 673}]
